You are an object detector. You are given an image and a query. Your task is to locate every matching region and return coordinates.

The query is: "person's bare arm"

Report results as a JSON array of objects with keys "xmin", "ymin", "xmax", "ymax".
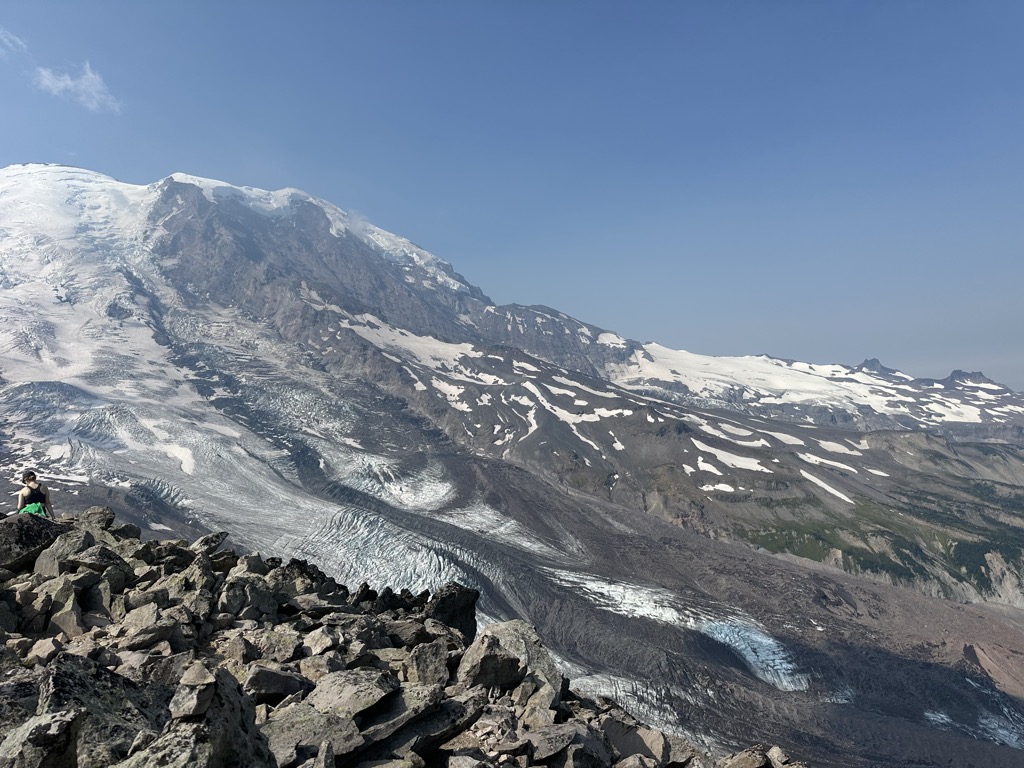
[{"xmin": 15, "ymin": 488, "xmax": 26, "ymax": 511}]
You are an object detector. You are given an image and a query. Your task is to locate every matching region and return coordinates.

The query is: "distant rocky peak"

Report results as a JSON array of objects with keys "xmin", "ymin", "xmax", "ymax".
[
  {"xmin": 855, "ymin": 358, "xmax": 900, "ymax": 376},
  {"xmin": 943, "ymin": 369, "xmax": 1002, "ymax": 388}
]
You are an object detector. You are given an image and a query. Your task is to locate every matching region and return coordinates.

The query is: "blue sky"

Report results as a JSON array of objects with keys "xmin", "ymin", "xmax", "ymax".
[{"xmin": 2, "ymin": 2, "xmax": 1022, "ymax": 390}]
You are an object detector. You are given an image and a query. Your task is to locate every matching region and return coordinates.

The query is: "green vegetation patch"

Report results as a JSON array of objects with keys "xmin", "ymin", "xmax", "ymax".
[{"xmin": 740, "ymin": 521, "xmax": 849, "ymax": 561}]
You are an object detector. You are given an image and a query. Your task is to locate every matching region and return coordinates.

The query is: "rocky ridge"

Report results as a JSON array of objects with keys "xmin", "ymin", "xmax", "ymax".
[{"xmin": 0, "ymin": 508, "xmax": 804, "ymax": 768}]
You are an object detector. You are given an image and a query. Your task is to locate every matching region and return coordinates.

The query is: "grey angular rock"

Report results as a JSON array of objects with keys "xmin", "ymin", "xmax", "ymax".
[
  {"xmin": 265, "ymin": 558, "xmax": 330, "ymax": 598},
  {"xmin": 363, "ymin": 686, "xmax": 486, "ymax": 760},
  {"xmin": 521, "ymin": 702, "xmax": 557, "ymax": 729},
  {"xmin": 358, "ymin": 683, "xmax": 445, "ymax": 746},
  {"xmin": 386, "ymin": 618, "xmax": 432, "ymax": 648},
  {"xmin": 298, "ymin": 652, "xmax": 345, "ymax": 682},
  {"xmin": 456, "ymin": 633, "xmax": 526, "ymax": 691},
  {"xmin": 26, "ymin": 636, "xmax": 64, "ymax": 666},
  {"xmin": 311, "ymin": 740, "xmax": 334, "ymax": 768},
  {"xmin": 181, "ymin": 660, "xmax": 217, "ymax": 686},
  {"xmin": 251, "ymin": 626, "xmax": 304, "ymax": 663},
  {"xmin": 422, "ymin": 617, "xmax": 468, "ymax": 653},
  {"xmin": 219, "ymin": 632, "xmax": 259, "ymax": 664},
  {"xmin": 0, "ymin": 601, "xmax": 16, "ymax": 633},
  {"xmin": 305, "ymin": 667, "xmax": 401, "ymax": 718},
  {"xmin": 33, "ymin": 529, "xmax": 96, "ymax": 578},
  {"xmin": 218, "ymin": 574, "xmax": 278, "ymax": 617},
  {"xmin": 189, "ymin": 530, "xmax": 229, "ymax": 556},
  {"xmin": 554, "ymin": 743, "xmax": 612, "ymax": 768},
  {"xmin": 302, "ymin": 625, "xmax": 336, "ymax": 656},
  {"xmin": 0, "ymin": 667, "xmax": 43, "ymax": 738},
  {"xmin": 228, "ymin": 552, "xmax": 271, "ymax": 577},
  {"xmin": 765, "ymin": 745, "xmax": 801, "ymax": 768},
  {"xmin": 615, "ymin": 755, "xmax": 659, "ymax": 768},
  {"xmin": 479, "ymin": 620, "xmax": 565, "ymax": 707},
  {"xmin": 547, "ymin": 722, "xmax": 613, "ymax": 768},
  {"xmin": 160, "ymin": 552, "xmax": 218, "ymax": 605},
  {"xmin": 243, "ymin": 663, "xmax": 312, "ymax": 706},
  {"xmin": 716, "ymin": 747, "xmax": 771, "ymax": 768},
  {"xmin": 168, "ymin": 661, "xmax": 218, "ymax": 719},
  {"xmin": 49, "ymin": 601, "xmax": 86, "ymax": 639},
  {"xmin": 260, "ymin": 702, "xmax": 363, "ymax": 767},
  {"xmin": 288, "ymin": 592, "xmax": 356, "ymax": 618},
  {"xmin": 522, "ymin": 723, "xmax": 580, "ymax": 761},
  {"xmin": 35, "ymin": 575, "xmax": 87, "ymax": 638},
  {"xmin": 0, "ymin": 708, "xmax": 86, "ymax": 768},
  {"xmin": 665, "ymin": 734, "xmax": 708, "ymax": 768},
  {"xmin": 372, "ymin": 647, "xmax": 411, "ymax": 680},
  {"xmin": 409, "ymin": 637, "xmax": 449, "ymax": 686},
  {"xmin": 65, "ymin": 545, "xmax": 134, "ymax": 594},
  {"xmin": 168, "ymin": 681, "xmax": 216, "ymax": 719},
  {"xmin": 78, "ymin": 506, "xmax": 117, "ymax": 530},
  {"xmin": 110, "ymin": 721, "xmax": 216, "ymax": 767},
  {"xmin": 600, "ymin": 715, "xmax": 669, "ymax": 765},
  {"xmin": 447, "ymin": 756, "xmax": 488, "ymax": 768},
  {"xmin": 119, "ymin": 602, "xmax": 176, "ymax": 651},
  {"xmin": 108, "ymin": 522, "xmax": 142, "ymax": 540}
]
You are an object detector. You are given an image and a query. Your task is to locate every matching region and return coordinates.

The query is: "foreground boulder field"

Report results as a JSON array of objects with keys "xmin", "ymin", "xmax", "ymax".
[{"xmin": 0, "ymin": 509, "xmax": 805, "ymax": 768}]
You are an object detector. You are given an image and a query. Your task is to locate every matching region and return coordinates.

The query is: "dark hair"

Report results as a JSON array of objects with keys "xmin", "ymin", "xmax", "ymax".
[{"xmin": 21, "ymin": 470, "xmax": 36, "ymax": 483}]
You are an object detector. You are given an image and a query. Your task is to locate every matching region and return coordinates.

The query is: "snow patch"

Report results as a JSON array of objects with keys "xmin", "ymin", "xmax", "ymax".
[
  {"xmin": 800, "ymin": 470, "xmax": 854, "ymax": 504},
  {"xmin": 797, "ymin": 453, "xmax": 858, "ymax": 474},
  {"xmin": 691, "ymin": 439, "xmax": 772, "ymax": 473}
]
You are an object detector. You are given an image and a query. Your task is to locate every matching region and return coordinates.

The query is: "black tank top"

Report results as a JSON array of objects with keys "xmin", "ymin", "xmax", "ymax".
[{"xmin": 24, "ymin": 485, "xmax": 47, "ymax": 506}]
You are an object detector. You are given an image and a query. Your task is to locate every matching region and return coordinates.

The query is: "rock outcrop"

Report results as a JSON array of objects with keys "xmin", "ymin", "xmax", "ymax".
[{"xmin": 0, "ymin": 509, "xmax": 806, "ymax": 768}]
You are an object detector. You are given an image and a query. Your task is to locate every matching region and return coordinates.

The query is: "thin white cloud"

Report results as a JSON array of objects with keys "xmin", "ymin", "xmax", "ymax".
[
  {"xmin": 0, "ymin": 26, "xmax": 28, "ymax": 58},
  {"xmin": 34, "ymin": 61, "xmax": 121, "ymax": 113}
]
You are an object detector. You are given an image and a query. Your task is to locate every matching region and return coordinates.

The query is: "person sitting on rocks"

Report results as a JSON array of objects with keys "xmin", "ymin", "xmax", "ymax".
[{"xmin": 16, "ymin": 470, "xmax": 54, "ymax": 518}]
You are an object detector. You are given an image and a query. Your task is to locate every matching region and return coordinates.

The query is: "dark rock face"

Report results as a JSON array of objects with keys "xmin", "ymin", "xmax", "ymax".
[
  {"xmin": 0, "ymin": 510, "xmax": 804, "ymax": 768},
  {"xmin": 425, "ymin": 582, "xmax": 481, "ymax": 644},
  {"xmin": 0, "ymin": 516, "xmax": 70, "ymax": 572}
]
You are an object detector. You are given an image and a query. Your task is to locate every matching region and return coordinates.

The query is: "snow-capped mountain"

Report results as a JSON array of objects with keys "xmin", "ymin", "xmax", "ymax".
[{"xmin": 3, "ymin": 164, "xmax": 1024, "ymax": 767}]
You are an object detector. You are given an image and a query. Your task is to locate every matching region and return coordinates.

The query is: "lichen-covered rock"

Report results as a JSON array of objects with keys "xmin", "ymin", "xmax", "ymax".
[
  {"xmin": 0, "ymin": 708, "xmax": 86, "ymax": 768},
  {"xmin": 0, "ymin": 516, "xmax": 70, "ymax": 572},
  {"xmin": 37, "ymin": 652, "xmax": 172, "ymax": 766},
  {"xmin": 409, "ymin": 637, "xmax": 450, "ymax": 686},
  {"xmin": 114, "ymin": 667, "xmax": 274, "ymax": 767}
]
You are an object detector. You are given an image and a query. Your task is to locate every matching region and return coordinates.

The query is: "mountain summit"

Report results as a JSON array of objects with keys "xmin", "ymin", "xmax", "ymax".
[{"xmin": 2, "ymin": 163, "xmax": 1024, "ymax": 767}]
